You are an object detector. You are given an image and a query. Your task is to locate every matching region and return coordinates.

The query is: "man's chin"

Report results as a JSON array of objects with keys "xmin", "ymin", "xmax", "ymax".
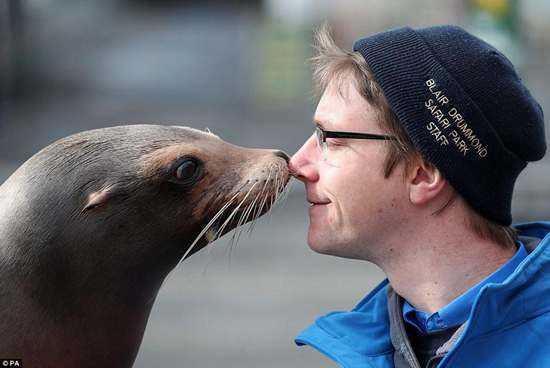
[
  {"xmin": 307, "ymin": 229, "xmax": 366, "ymax": 260},
  {"xmin": 307, "ymin": 242, "xmax": 332, "ymax": 256},
  {"xmin": 307, "ymin": 230, "xmax": 340, "ymax": 256}
]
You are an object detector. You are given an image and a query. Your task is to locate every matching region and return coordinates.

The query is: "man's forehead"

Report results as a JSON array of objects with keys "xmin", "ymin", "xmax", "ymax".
[
  {"xmin": 313, "ymin": 90, "xmax": 377, "ymax": 131},
  {"xmin": 313, "ymin": 88, "xmax": 347, "ymax": 128}
]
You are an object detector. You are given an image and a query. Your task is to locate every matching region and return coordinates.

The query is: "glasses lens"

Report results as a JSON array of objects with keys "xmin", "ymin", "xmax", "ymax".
[{"xmin": 315, "ymin": 127, "xmax": 327, "ymax": 161}]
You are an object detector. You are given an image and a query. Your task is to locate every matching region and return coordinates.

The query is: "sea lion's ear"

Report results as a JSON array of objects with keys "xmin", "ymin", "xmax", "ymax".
[{"xmin": 82, "ymin": 186, "xmax": 114, "ymax": 212}]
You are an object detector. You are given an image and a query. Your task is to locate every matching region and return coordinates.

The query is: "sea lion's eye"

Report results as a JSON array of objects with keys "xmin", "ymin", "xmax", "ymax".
[{"xmin": 175, "ymin": 159, "xmax": 198, "ymax": 181}]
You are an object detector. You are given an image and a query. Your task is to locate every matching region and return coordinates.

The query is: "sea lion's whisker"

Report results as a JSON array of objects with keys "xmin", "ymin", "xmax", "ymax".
[
  {"xmin": 249, "ymin": 184, "xmax": 270, "ymax": 235},
  {"xmin": 256, "ymin": 166, "xmax": 277, "ymax": 213},
  {"xmin": 231, "ymin": 226, "xmax": 245, "ymax": 254},
  {"xmin": 214, "ymin": 182, "xmax": 258, "ymax": 241},
  {"xmin": 230, "ymin": 200, "xmax": 252, "ymax": 244},
  {"xmin": 224, "ymin": 183, "xmax": 263, "ymax": 261},
  {"xmin": 233, "ymin": 195, "xmax": 259, "ymax": 246},
  {"xmin": 269, "ymin": 173, "xmax": 279, "ymax": 207},
  {"xmin": 258, "ymin": 167, "xmax": 276, "ymax": 216},
  {"xmin": 227, "ymin": 200, "xmax": 253, "ymax": 264},
  {"xmin": 262, "ymin": 169, "xmax": 281, "ymax": 223},
  {"xmin": 248, "ymin": 169, "xmax": 272, "ymax": 233},
  {"xmin": 276, "ymin": 171, "xmax": 291, "ymax": 206},
  {"xmin": 248, "ymin": 199, "xmax": 264, "ymax": 235},
  {"xmin": 181, "ymin": 200, "xmax": 234, "ymax": 263},
  {"xmin": 264, "ymin": 172, "xmax": 292, "ymax": 226},
  {"xmin": 268, "ymin": 170, "xmax": 282, "ymax": 223},
  {"xmin": 254, "ymin": 168, "xmax": 273, "ymax": 218},
  {"xmin": 249, "ymin": 170, "xmax": 280, "ymax": 234},
  {"xmin": 228, "ymin": 189, "xmax": 260, "ymax": 250},
  {"xmin": 276, "ymin": 177, "xmax": 293, "ymax": 210},
  {"xmin": 238, "ymin": 191, "xmax": 260, "ymax": 229},
  {"xmin": 204, "ymin": 192, "xmax": 232, "ymax": 258},
  {"xmin": 229, "ymin": 201, "xmax": 252, "ymax": 248},
  {"xmin": 239, "ymin": 191, "xmax": 260, "ymax": 231},
  {"xmin": 214, "ymin": 207, "xmax": 238, "ymax": 241},
  {"xmin": 274, "ymin": 170, "xmax": 283, "ymax": 203},
  {"xmin": 179, "ymin": 191, "xmax": 240, "ymax": 265},
  {"xmin": 275, "ymin": 184, "xmax": 286, "ymax": 208},
  {"xmin": 247, "ymin": 190, "xmax": 264, "ymax": 235},
  {"xmin": 248, "ymin": 187, "xmax": 262, "ymax": 234}
]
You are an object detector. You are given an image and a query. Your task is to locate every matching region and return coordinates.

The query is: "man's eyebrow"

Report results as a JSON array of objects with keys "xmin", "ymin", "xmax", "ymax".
[{"xmin": 312, "ymin": 118, "xmax": 328, "ymax": 129}]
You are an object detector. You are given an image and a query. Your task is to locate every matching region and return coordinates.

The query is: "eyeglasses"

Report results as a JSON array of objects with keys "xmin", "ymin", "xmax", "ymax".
[{"xmin": 314, "ymin": 125, "xmax": 396, "ymax": 163}]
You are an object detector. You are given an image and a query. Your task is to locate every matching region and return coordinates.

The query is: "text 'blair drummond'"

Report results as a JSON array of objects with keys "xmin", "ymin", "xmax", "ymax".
[{"xmin": 424, "ymin": 78, "xmax": 488, "ymax": 159}]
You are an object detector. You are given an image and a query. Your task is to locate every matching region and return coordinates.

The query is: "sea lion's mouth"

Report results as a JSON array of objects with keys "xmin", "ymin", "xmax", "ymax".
[
  {"xmin": 205, "ymin": 181, "xmax": 289, "ymax": 241},
  {"xmin": 181, "ymin": 168, "xmax": 291, "ymax": 260}
]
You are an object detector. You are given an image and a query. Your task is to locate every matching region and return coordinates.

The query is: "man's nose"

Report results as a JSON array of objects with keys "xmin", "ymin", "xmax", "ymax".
[{"xmin": 289, "ymin": 136, "xmax": 319, "ymax": 183}]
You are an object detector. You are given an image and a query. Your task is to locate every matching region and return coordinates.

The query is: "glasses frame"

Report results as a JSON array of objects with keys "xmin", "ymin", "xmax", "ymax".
[{"xmin": 315, "ymin": 125, "xmax": 397, "ymax": 144}]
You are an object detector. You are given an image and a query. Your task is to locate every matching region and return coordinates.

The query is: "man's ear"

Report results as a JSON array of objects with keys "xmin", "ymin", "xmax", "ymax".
[{"xmin": 407, "ymin": 161, "xmax": 447, "ymax": 205}]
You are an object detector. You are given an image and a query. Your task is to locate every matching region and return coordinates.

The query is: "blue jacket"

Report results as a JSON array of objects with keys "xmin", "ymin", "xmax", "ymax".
[{"xmin": 295, "ymin": 221, "xmax": 550, "ymax": 367}]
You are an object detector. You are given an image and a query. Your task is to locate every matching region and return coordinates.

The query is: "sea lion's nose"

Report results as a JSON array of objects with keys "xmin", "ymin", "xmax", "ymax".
[{"xmin": 273, "ymin": 150, "xmax": 290, "ymax": 163}]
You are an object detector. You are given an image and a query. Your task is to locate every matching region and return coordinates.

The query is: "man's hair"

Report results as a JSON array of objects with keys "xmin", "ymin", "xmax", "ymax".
[{"xmin": 310, "ymin": 23, "xmax": 518, "ymax": 249}]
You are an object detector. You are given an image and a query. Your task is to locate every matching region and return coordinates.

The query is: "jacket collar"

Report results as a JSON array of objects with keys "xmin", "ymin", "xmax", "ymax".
[
  {"xmin": 295, "ymin": 280, "xmax": 394, "ymax": 366},
  {"xmin": 463, "ymin": 221, "xmax": 550, "ymax": 338},
  {"xmin": 295, "ymin": 221, "xmax": 550, "ymax": 366}
]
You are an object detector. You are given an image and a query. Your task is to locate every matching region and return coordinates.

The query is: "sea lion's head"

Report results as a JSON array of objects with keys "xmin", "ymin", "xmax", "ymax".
[{"xmin": 0, "ymin": 124, "xmax": 290, "ymax": 309}]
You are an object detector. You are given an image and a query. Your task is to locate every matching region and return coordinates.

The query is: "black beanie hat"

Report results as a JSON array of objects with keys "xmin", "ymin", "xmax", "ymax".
[{"xmin": 353, "ymin": 25, "xmax": 546, "ymax": 226}]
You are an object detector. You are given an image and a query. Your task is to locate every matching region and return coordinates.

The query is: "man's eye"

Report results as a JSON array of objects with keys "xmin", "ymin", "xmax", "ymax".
[{"xmin": 326, "ymin": 139, "xmax": 345, "ymax": 147}]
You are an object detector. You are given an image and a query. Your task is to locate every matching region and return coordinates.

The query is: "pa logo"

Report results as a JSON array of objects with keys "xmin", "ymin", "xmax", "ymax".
[{"xmin": 0, "ymin": 359, "xmax": 22, "ymax": 367}]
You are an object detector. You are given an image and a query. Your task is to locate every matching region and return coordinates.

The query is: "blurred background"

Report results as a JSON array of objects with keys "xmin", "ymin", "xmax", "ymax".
[{"xmin": 1, "ymin": 0, "xmax": 549, "ymax": 366}]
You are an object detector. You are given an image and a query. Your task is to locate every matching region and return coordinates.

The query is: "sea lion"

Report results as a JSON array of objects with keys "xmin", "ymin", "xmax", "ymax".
[{"xmin": 0, "ymin": 124, "xmax": 290, "ymax": 367}]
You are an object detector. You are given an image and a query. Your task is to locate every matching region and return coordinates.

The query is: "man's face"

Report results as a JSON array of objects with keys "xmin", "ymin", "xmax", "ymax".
[{"xmin": 289, "ymin": 80, "xmax": 409, "ymax": 261}]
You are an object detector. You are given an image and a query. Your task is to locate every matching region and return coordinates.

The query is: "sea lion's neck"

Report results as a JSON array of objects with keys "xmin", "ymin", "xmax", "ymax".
[
  {"xmin": 0, "ymin": 195, "xmax": 180, "ymax": 367},
  {"xmin": 0, "ymin": 210, "xmax": 168, "ymax": 368},
  {"xmin": 0, "ymin": 265, "xmax": 162, "ymax": 368}
]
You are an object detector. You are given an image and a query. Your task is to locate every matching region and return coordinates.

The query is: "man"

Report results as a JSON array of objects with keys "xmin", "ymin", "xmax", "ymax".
[{"xmin": 289, "ymin": 24, "xmax": 548, "ymax": 368}]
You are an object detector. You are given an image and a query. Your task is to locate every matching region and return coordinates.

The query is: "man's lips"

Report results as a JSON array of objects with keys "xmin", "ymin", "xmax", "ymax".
[{"xmin": 307, "ymin": 197, "xmax": 331, "ymax": 206}]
